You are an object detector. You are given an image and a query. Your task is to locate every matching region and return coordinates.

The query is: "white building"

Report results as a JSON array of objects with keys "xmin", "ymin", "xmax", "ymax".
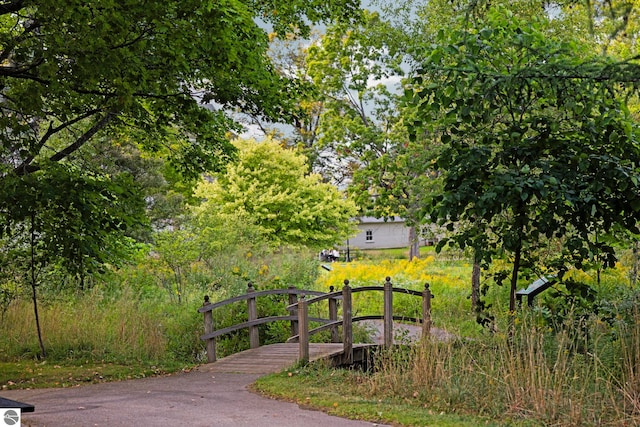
[{"xmin": 347, "ymin": 216, "xmax": 436, "ymax": 250}]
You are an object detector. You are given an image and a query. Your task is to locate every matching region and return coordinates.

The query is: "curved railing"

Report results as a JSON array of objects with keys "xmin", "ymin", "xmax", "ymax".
[{"xmin": 198, "ymin": 278, "xmax": 434, "ymax": 363}]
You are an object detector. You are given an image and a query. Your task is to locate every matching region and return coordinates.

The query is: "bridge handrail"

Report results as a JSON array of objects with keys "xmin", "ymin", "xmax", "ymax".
[
  {"xmin": 201, "ymin": 315, "xmax": 331, "ymax": 341},
  {"xmin": 286, "ymin": 314, "xmax": 424, "ymax": 343},
  {"xmin": 294, "ymin": 285, "xmax": 422, "ymax": 309},
  {"xmin": 288, "ymin": 290, "xmax": 340, "ymax": 307},
  {"xmin": 295, "ymin": 278, "xmax": 433, "ymax": 364},
  {"xmin": 199, "ymin": 282, "xmax": 336, "ymax": 363},
  {"xmin": 199, "ymin": 287, "xmax": 325, "ymax": 313}
]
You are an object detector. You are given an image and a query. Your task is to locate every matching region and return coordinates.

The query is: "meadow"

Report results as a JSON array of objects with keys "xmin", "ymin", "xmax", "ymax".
[
  {"xmin": 1, "ymin": 247, "xmax": 639, "ymax": 426},
  {"xmin": 258, "ymin": 251, "xmax": 640, "ymax": 426}
]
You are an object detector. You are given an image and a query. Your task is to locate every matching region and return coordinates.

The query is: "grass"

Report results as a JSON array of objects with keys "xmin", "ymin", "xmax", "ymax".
[
  {"xmin": 253, "ymin": 254, "xmax": 640, "ymax": 427},
  {"xmin": 252, "ymin": 364, "xmax": 512, "ymax": 427},
  {"xmin": 0, "ymin": 360, "xmax": 191, "ymax": 390},
  {"xmin": 350, "ymin": 246, "xmax": 436, "ymax": 261},
  {"xmin": 0, "ymin": 285, "xmax": 207, "ymax": 363},
  {"xmin": 253, "ymin": 313, "xmax": 640, "ymax": 426}
]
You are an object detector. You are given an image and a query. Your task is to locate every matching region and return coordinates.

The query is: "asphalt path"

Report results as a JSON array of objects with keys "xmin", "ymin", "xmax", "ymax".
[
  {"xmin": 3, "ymin": 321, "xmax": 448, "ymax": 426},
  {"xmin": 2, "ymin": 367, "xmax": 387, "ymax": 427}
]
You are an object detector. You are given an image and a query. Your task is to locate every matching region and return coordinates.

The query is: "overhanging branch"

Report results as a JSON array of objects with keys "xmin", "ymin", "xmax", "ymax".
[
  {"xmin": 14, "ymin": 110, "xmax": 117, "ymax": 175},
  {"xmin": 0, "ymin": 0, "xmax": 25, "ymax": 16}
]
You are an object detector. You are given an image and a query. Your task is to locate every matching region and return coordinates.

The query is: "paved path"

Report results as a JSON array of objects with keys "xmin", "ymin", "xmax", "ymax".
[
  {"xmin": 4, "ymin": 321, "xmax": 451, "ymax": 426},
  {"xmin": 4, "ymin": 367, "xmax": 386, "ymax": 427}
]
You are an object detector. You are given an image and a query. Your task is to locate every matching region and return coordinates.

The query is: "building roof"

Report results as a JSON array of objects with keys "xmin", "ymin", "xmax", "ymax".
[{"xmin": 357, "ymin": 216, "xmax": 405, "ymax": 224}]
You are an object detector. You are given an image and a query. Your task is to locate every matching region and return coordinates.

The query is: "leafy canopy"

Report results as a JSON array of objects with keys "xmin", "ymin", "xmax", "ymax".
[
  {"xmin": 0, "ymin": 0, "xmax": 360, "ymax": 178},
  {"xmin": 194, "ymin": 138, "xmax": 358, "ymax": 248},
  {"xmin": 305, "ymin": 10, "xmax": 436, "ymax": 229},
  {"xmin": 0, "ymin": 164, "xmax": 146, "ymax": 283},
  {"xmin": 404, "ymin": 6, "xmax": 640, "ymax": 309},
  {"xmin": 0, "ymin": 0, "xmax": 361, "ymax": 281}
]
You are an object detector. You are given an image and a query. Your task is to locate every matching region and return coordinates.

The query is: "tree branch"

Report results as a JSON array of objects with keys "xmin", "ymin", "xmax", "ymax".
[
  {"xmin": 48, "ymin": 111, "xmax": 117, "ymax": 162},
  {"xmin": 15, "ymin": 108, "xmax": 104, "ymax": 173},
  {"xmin": 14, "ymin": 110, "xmax": 117, "ymax": 175},
  {"xmin": 0, "ymin": 0, "xmax": 24, "ymax": 16}
]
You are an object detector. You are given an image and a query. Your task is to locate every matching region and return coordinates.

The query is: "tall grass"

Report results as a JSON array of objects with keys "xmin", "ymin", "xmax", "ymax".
[
  {"xmin": 0, "ymin": 246, "xmax": 325, "ymax": 364},
  {"xmin": 359, "ymin": 309, "xmax": 640, "ymax": 426},
  {"xmin": 0, "ymin": 286, "xmax": 202, "ymax": 363},
  {"xmin": 617, "ymin": 307, "xmax": 640, "ymax": 417},
  {"xmin": 318, "ymin": 254, "xmax": 640, "ymax": 425}
]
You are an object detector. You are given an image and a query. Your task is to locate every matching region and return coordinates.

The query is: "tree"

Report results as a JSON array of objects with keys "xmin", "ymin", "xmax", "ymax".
[
  {"xmin": 194, "ymin": 138, "xmax": 358, "ymax": 248},
  {"xmin": 0, "ymin": 0, "xmax": 360, "ymax": 356},
  {"xmin": 0, "ymin": 164, "xmax": 146, "ymax": 357},
  {"xmin": 0, "ymin": 0, "xmax": 360, "ymax": 179},
  {"xmin": 404, "ymin": 6, "xmax": 640, "ymax": 313},
  {"xmin": 303, "ymin": 10, "xmax": 438, "ymax": 258},
  {"xmin": 74, "ymin": 134, "xmax": 202, "ymax": 240}
]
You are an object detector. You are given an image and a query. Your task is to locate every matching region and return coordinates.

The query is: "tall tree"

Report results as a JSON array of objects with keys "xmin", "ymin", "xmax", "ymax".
[
  {"xmin": 194, "ymin": 138, "xmax": 358, "ymax": 249},
  {"xmin": 304, "ymin": 10, "xmax": 438, "ymax": 257},
  {"xmin": 405, "ymin": 6, "xmax": 640, "ymax": 313}
]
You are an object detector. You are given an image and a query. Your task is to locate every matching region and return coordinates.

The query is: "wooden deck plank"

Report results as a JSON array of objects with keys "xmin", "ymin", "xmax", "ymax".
[{"xmin": 202, "ymin": 343, "xmax": 371, "ymax": 374}]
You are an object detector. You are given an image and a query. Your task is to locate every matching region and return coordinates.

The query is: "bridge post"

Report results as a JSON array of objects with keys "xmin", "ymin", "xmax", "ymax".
[
  {"xmin": 328, "ymin": 286, "xmax": 340, "ymax": 343},
  {"xmin": 203, "ymin": 295, "xmax": 216, "ymax": 363},
  {"xmin": 383, "ymin": 277, "xmax": 393, "ymax": 348},
  {"xmin": 247, "ymin": 282, "xmax": 260, "ymax": 349},
  {"xmin": 298, "ymin": 295, "xmax": 309, "ymax": 363},
  {"xmin": 422, "ymin": 283, "xmax": 433, "ymax": 338},
  {"xmin": 288, "ymin": 286, "xmax": 299, "ymax": 339},
  {"xmin": 342, "ymin": 280, "xmax": 353, "ymax": 364}
]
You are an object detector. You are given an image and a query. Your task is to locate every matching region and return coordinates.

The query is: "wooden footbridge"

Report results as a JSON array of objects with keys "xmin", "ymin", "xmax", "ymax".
[{"xmin": 198, "ymin": 278, "xmax": 433, "ymax": 373}]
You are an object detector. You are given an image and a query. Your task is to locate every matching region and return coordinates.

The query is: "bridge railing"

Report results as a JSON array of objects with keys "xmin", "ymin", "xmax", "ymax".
[
  {"xmin": 292, "ymin": 277, "xmax": 433, "ymax": 364},
  {"xmin": 198, "ymin": 277, "xmax": 433, "ymax": 364},
  {"xmin": 198, "ymin": 282, "xmax": 329, "ymax": 363}
]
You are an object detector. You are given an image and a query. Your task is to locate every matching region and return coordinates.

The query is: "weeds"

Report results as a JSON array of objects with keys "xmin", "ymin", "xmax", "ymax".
[{"xmin": 350, "ymin": 308, "xmax": 640, "ymax": 426}]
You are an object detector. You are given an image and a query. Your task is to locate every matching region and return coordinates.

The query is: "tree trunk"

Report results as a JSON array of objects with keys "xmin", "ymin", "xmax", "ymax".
[
  {"xmin": 632, "ymin": 239, "xmax": 639, "ymax": 287},
  {"xmin": 509, "ymin": 243, "xmax": 522, "ymax": 314},
  {"xmin": 508, "ymin": 242, "xmax": 522, "ymax": 340},
  {"xmin": 408, "ymin": 226, "xmax": 420, "ymax": 260},
  {"xmin": 31, "ymin": 282, "xmax": 46, "ymax": 359},
  {"xmin": 471, "ymin": 257, "xmax": 481, "ymax": 312},
  {"xmin": 30, "ymin": 213, "xmax": 46, "ymax": 359}
]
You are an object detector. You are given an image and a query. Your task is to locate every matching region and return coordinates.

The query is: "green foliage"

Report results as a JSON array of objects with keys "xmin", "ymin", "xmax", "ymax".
[
  {"xmin": 306, "ymin": 10, "xmax": 436, "ymax": 228},
  {"xmin": 0, "ymin": 164, "xmax": 147, "ymax": 288},
  {"xmin": 162, "ymin": 303, "xmax": 206, "ymax": 363},
  {"xmin": 194, "ymin": 137, "xmax": 358, "ymax": 249},
  {"xmin": 74, "ymin": 137, "xmax": 198, "ymax": 240},
  {"xmin": 0, "ymin": 0, "xmax": 360, "ymax": 179},
  {"xmin": 151, "ymin": 229, "xmax": 202, "ymax": 304},
  {"xmin": 257, "ymin": 300, "xmax": 640, "ymax": 426},
  {"xmin": 254, "ymin": 365, "xmax": 498, "ymax": 426},
  {"xmin": 404, "ymin": 6, "xmax": 640, "ymax": 310},
  {"xmin": 2, "ymin": 243, "xmax": 640, "ymax": 426},
  {"xmin": 0, "ymin": 289, "xmax": 171, "ymax": 363},
  {"xmin": 0, "ymin": 0, "xmax": 363, "ymax": 347}
]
